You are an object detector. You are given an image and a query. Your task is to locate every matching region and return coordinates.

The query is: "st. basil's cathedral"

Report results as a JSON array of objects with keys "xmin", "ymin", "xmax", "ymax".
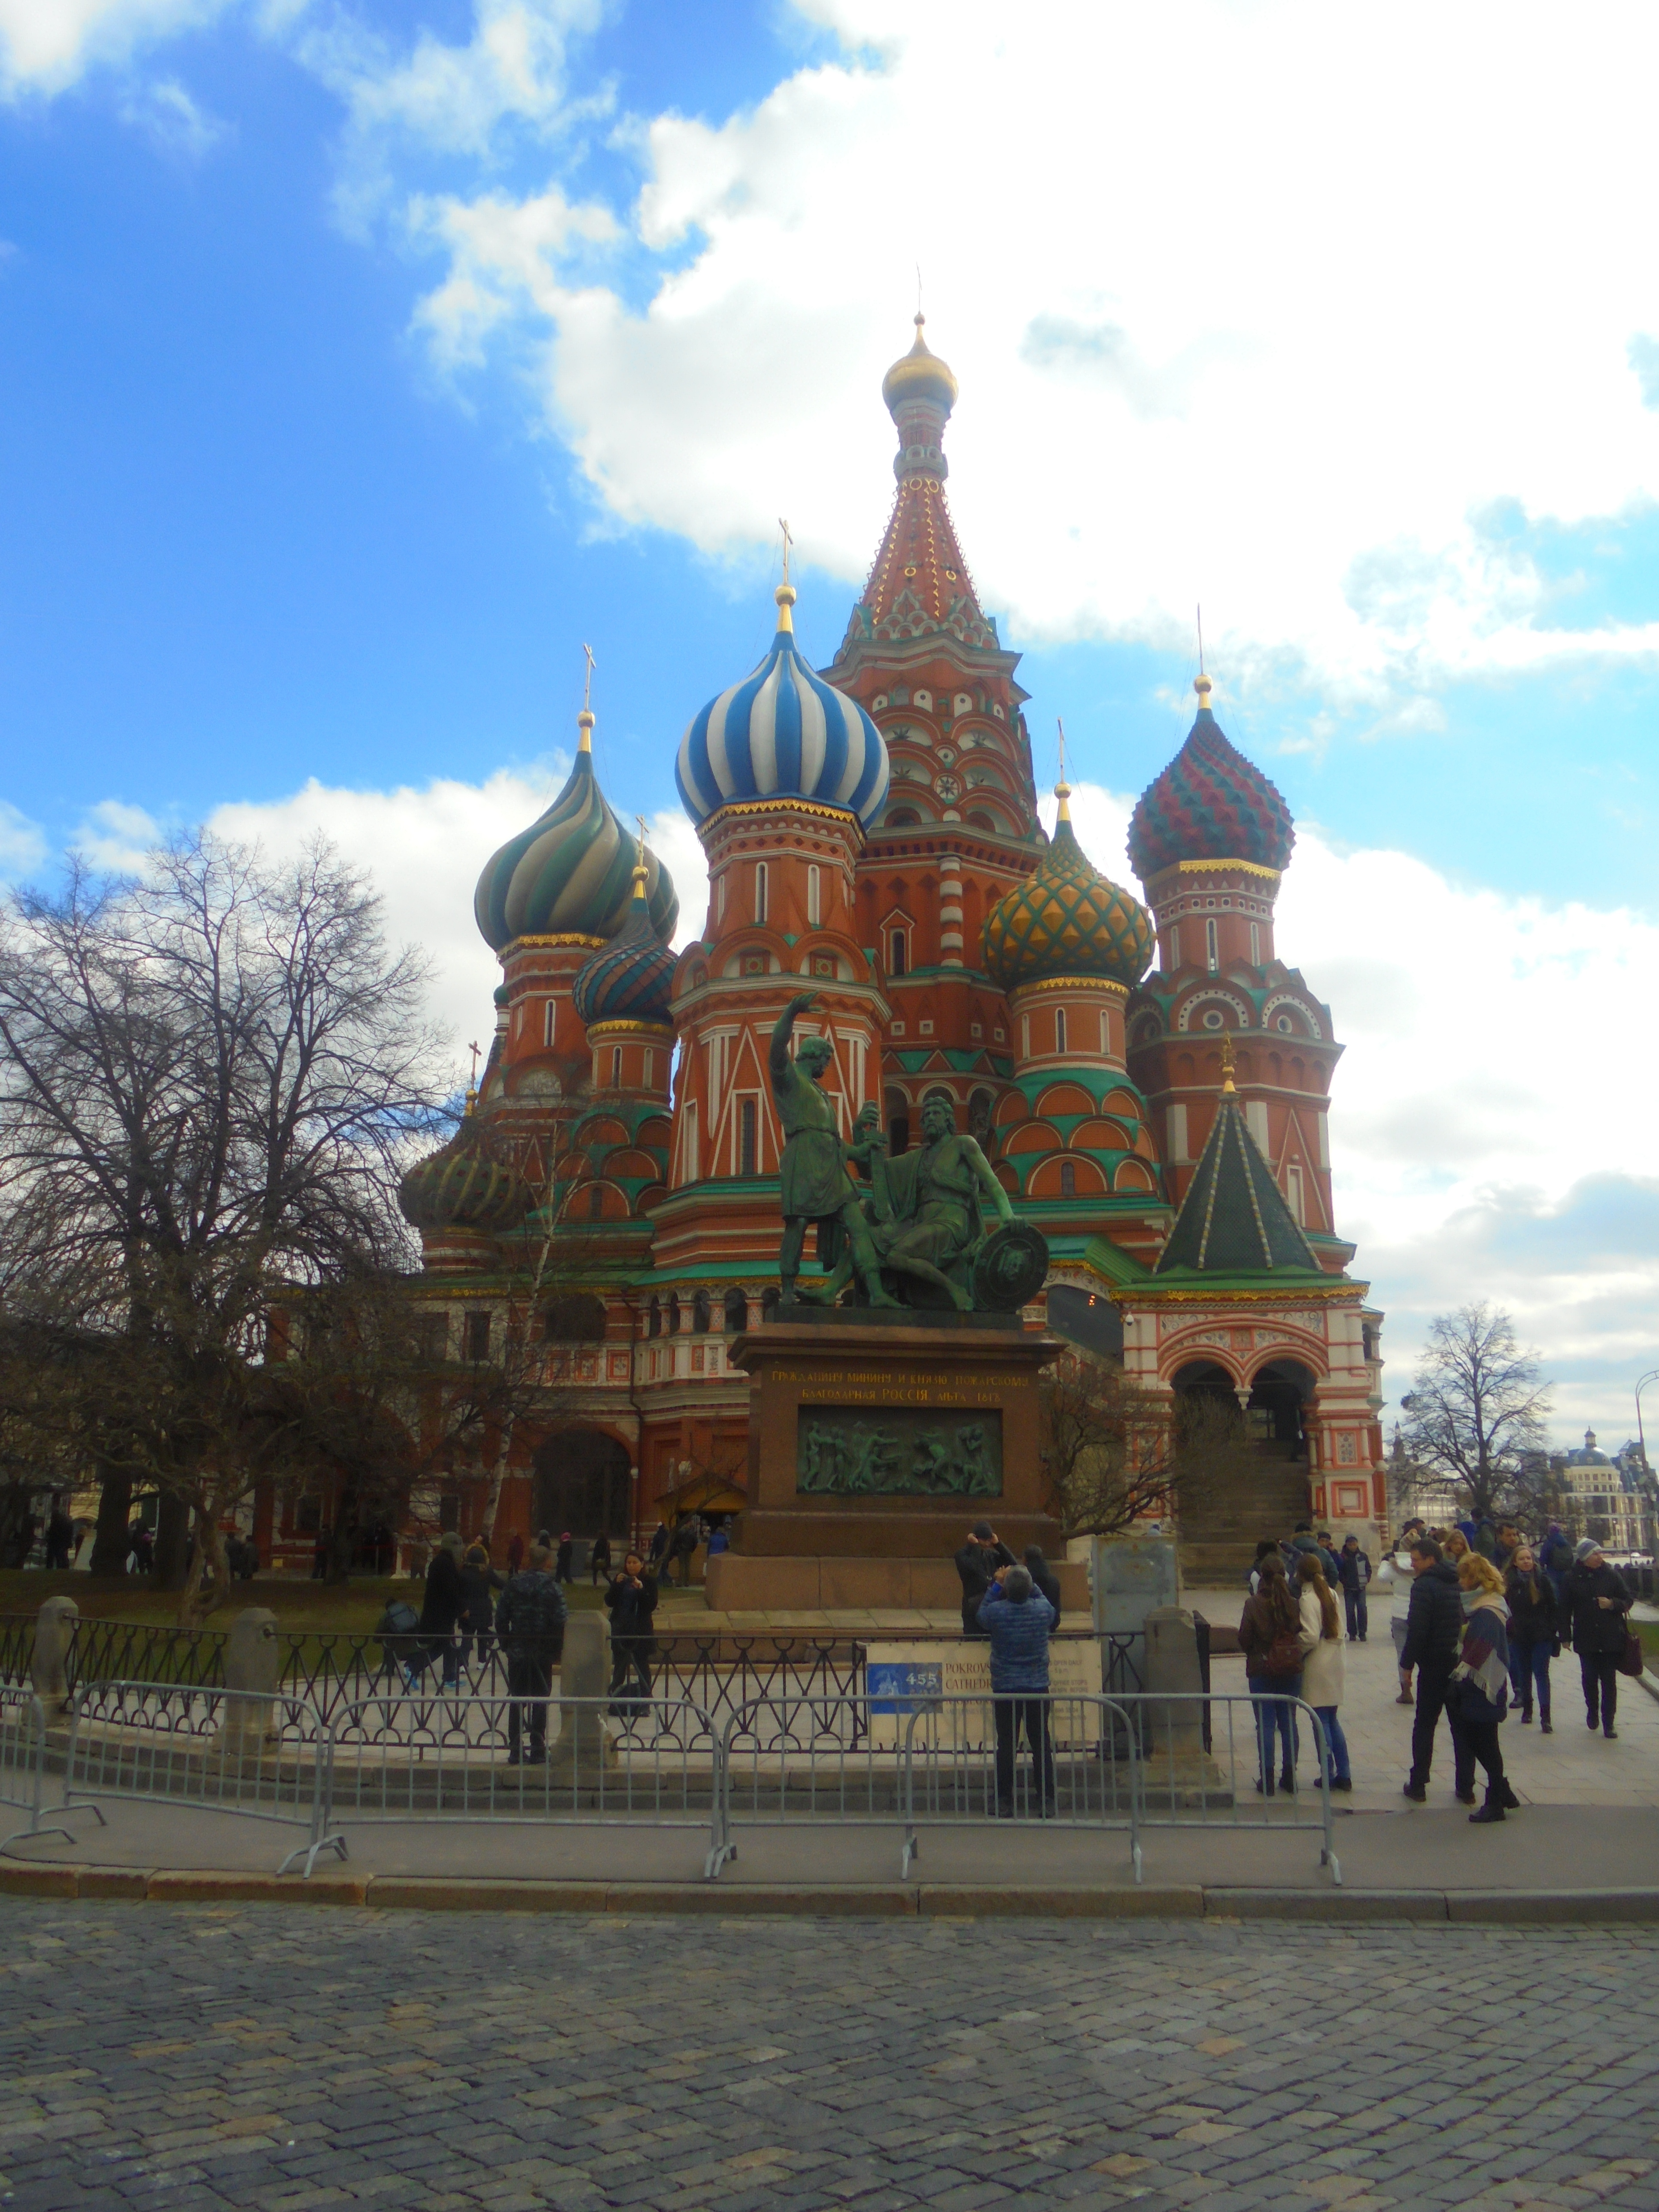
[{"xmin": 307, "ymin": 317, "xmax": 1386, "ymax": 1574}]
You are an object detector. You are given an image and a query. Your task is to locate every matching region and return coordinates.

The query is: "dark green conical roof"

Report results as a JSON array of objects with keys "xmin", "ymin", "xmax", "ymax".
[{"xmin": 1156, "ymin": 1087, "xmax": 1322, "ymax": 1278}]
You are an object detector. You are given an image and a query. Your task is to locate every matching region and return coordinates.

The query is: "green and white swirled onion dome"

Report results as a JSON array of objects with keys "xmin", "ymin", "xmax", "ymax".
[
  {"xmin": 398, "ymin": 1107, "xmax": 534, "ymax": 1234},
  {"xmin": 1128, "ymin": 675, "xmax": 1294, "ymax": 878},
  {"xmin": 572, "ymin": 860, "xmax": 677, "ymax": 1029},
  {"xmin": 676, "ymin": 584, "xmax": 890, "ymax": 828},
  {"xmin": 983, "ymin": 782, "xmax": 1154, "ymax": 990},
  {"xmin": 474, "ymin": 711, "xmax": 678, "ymax": 952}
]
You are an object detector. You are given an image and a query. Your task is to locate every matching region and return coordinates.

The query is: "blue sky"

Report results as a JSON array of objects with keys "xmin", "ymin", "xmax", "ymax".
[{"xmin": 6, "ymin": 0, "xmax": 1659, "ymax": 1439}]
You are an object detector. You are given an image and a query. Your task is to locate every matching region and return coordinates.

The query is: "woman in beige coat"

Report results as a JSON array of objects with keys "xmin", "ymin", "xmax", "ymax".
[{"xmin": 1296, "ymin": 1553, "xmax": 1352, "ymax": 1790}]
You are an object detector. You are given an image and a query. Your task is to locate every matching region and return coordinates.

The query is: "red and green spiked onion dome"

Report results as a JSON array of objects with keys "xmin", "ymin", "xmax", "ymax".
[
  {"xmin": 1127, "ymin": 678, "xmax": 1294, "ymax": 879},
  {"xmin": 572, "ymin": 865, "xmax": 677, "ymax": 1028},
  {"xmin": 983, "ymin": 793, "xmax": 1154, "ymax": 990},
  {"xmin": 398, "ymin": 1116, "xmax": 534, "ymax": 1234}
]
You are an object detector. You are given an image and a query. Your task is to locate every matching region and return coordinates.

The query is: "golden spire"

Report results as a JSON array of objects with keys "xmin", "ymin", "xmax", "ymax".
[
  {"xmin": 1054, "ymin": 717, "xmax": 1073, "ymax": 823},
  {"xmin": 578, "ymin": 642, "xmax": 597, "ymax": 753},
  {"xmin": 465, "ymin": 1039, "xmax": 481, "ymax": 1116},
  {"xmin": 1219, "ymin": 1033, "xmax": 1236, "ymax": 1095},
  {"xmin": 1194, "ymin": 672, "xmax": 1213, "ymax": 711},
  {"xmin": 631, "ymin": 813, "xmax": 650, "ymax": 896},
  {"xmin": 775, "ymin": 517, "xmax": 796, "ymax": 634}
]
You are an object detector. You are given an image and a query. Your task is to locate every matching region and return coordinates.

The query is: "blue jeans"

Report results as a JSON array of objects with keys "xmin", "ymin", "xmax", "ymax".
[
  {"xmin": 1248, "ymin": 1674, "xmax": 1301, "ymax": 1783},
  {"xmin": 1314, "ymin": 1706, "xmax": 1350, "ymax": 1783},
  {"xmin": 1511, "ymin": 1640, "xmax": 1551, "ymax": 1716},
  {"xmin": 1343, "ymin": 1588, "xmax": 1368, "ymax": 1641}
]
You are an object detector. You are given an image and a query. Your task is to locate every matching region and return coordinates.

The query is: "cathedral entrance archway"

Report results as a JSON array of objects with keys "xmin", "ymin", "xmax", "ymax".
[
  {"xmin": 1245, "ymin": 1360, "xmax": 1317, "ymax": 1458},
  {"xmin": 531, "ymin": 1428, "xmax": 632, "ymax": 1541}
]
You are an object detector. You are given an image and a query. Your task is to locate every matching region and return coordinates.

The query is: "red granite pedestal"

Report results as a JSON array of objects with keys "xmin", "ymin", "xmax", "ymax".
[{"xmin": 702, "ymin": 1311, "xmax": 1077, "ymax": 1613}]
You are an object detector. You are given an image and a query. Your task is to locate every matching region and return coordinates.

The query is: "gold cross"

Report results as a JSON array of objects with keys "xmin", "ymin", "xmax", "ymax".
[
  {"xmin": 1056, "ymin": 715, "xmax": 1068, "ymax": 782},
  {"xmin": 778, "ymin": 518, "xmax": 793, "ymax": 585},
  {"xmin": 581, "ymin": 641, "xmax": 596, "ymax": 713},
  {"xmin": 468, "ymin": 1040, "xmax": 481, "ymax": 1083}
]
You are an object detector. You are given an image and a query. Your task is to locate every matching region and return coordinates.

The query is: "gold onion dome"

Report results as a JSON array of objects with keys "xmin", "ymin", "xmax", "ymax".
[
  {"xmin": 881, "ymin": 313, "xmax": 959, "ymax": 419},
  {"xmin": 983, "ymin": 783, "xmax": 1155, "ymax": 991},
  {"xmin": 398, "ymin": 1110, "xmax": 534, "ymax": 1234}
]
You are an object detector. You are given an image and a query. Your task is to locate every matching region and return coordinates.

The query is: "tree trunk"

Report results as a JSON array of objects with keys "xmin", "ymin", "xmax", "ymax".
[
  {"xmin": 178, "ymin": 1504, "xmax": 231, "ymax": 1627},
  {"xmin": 88, "ymin": 1466, "xmax": 132, "ymax": 1577},
  {"xmin": 153, "ymin": 1490, "xmax": 191, "ymax": 1589}
]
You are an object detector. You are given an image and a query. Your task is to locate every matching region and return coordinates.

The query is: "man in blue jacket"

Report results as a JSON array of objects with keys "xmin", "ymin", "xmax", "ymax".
[{"xmin": 978, "ymin": 1566, "xmax": 1057, "ymax": 1816}]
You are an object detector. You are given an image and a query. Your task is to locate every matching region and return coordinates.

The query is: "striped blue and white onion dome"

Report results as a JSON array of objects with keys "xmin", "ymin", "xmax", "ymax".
[{"xmin": 676, "ymin": 585, "xmax": 890, "ymax": 829}]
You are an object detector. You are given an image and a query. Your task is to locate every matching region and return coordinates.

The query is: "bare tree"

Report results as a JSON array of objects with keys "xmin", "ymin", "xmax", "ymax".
[
  {"xmin": 0, "ymin": 833, "xmax": 452, "ymax": 1619},
  {"xmin": 1399, "ymin": 1304, "xmax": 1554, "ymax": 1528},
  {"xmin": 1040, "ymin": 1352, "xmax": 1184, "ymax": 1539}
]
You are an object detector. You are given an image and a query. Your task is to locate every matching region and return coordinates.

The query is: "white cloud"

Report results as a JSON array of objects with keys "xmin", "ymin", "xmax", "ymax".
[
  {"xmin": 0, "ymin": 800, "xmax": 46, "ymax": 879},
  {"xmin": 397, "ymin": 0, "xmax": 1659, "ymax": 693},
  {"xmin": 1060, "ymin": 777, "xmax": 1659, "ymax": 1438},
  {"xmin": 71, "ymin": 797, "xmax": 162, "ymax": 873},
  {"xmin": 119, "ymin": 72, "xmax": 227, "ymax": 154},
  {"xmin": 0, "ymin": 0, "xmax": 234, "ymax": 94}
]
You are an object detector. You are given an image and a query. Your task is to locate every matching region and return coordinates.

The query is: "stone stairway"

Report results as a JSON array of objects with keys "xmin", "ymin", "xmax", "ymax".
[{"xmin": 1177, "ymin": 1451, "xmax": 1312, "ymax": 1585}]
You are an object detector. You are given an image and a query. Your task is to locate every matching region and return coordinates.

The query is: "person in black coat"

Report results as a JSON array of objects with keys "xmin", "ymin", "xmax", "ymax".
[
  {"xmin": 1566, "ymin": 1541, "xmax": 1634, "ymax": 1738},
  {"xmin": 605, "ymin": 1553, "xmax": 659, "ymax": 1704},
  {"xmin": 1504, "ymin": 1545, "xmax": 1559, "ymax": 1730},
  {"xmin": 589, "ymin": 1531, "xmax": 612, "ymax": 1587},
  {"xmin": 1023, "ymin": 1544, "xmax": 1062, "ymax": 1631},
  {"xmin": 1398, "ymin": 1538, "xmax": 1464, "ymax": 1800},
  {"xmin": 459, "ymin": 1544, "xmax": 506, "ymax": 1673},
  {"xmin": 955, "ymin": 1522, "xmax": 1015, "ymax": 1639},
  {"xmin": 416, "ymin": 1534, "xmax": 468, "ymax": 1687}
]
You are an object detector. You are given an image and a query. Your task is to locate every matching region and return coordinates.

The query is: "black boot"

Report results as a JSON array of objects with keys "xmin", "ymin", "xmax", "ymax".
[
  {"xmin": 1499, "ymin": 1781, "xmax": 1521, "ymax": 1810},
  {"xmin": 1469, "ymin": 1799, "xmax": 1506, "ymax": 1824}
]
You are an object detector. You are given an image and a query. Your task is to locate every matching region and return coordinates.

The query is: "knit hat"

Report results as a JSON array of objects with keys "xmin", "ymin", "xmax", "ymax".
[
  {"xmin": 972, "ymin": 1522, "xmax": 995, "ymax": 1541},
  {"xmin": 1574, "ymin": 1537, "xmax": 1601, "ymax": 1562}
]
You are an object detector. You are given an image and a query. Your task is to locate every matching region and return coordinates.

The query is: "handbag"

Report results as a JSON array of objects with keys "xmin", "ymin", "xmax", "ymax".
[{"xmin": 1617, "ymin": 1626, "xmax": 1646, "ymax": 1680}]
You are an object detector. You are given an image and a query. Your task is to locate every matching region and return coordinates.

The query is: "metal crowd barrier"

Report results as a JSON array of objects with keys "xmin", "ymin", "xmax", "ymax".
[
  {"xmin": 1118, "ymin": 1690, "xmax": 1342, "ymax": 1884},
  {"xmin": 322, "ymin": 1691, "xmax": 727, "ymax": 1880},
  {"xmin": 64, "ymin": 1680, "xmax": 342, "ymax": 1878},
  {"xmin": 0, "ymin": 1688, "xmax": 102, "ymax": 1855},
  {"xmin": 899, "ymin": 1693, "xmax": 1142, "ymax": 1881},
  {"xmin": 711, "ymin": 1692, "xmax": 1144, "ymax": 1882}
]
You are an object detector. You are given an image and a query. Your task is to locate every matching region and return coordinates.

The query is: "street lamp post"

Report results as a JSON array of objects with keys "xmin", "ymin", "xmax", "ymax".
[{"xmin": 1636, "ymin": 1369, "xmax": 1659, "ymax": 1475}]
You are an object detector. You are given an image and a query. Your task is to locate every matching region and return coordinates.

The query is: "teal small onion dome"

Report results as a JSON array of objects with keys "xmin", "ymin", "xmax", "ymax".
[
  {"xmin": 572, "ymin": 861, "xmax": 677, "ymax": 1028},
  {"xmin": 492, "ymin": 983, "xmax": 509, "ymax": 1007},
  {"xmin": 398, "ymin": 1112, "xmax": 534, "ymax": 1234},
  {"xmin": 1128, "ymin": 675, "xmax": 1294, "ymax": 878},
  {"xmin": 474, "ymin": 711, "xmax": 678, "ymax": 952},
  {"xmin": 983, "ymin": 782, "xmax": 1154, "ymax": 989},
  {"xmin": 676, "ymin": 584, "xmax": 890, "ymax": 827}
]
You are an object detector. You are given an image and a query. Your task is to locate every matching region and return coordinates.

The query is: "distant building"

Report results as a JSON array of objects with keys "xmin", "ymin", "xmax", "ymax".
[{"xmin": 1547, "ymin": 1431, "xmax": 1656, "ymax": 1557}]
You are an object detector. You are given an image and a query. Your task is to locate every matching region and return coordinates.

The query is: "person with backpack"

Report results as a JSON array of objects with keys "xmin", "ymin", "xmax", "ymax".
[
  {"xmin": 1238, "ymin": 1553, "xmax": 1304, "ymax": 1796},
  {"xmin": 1566, "ymin": 1540, "xmax": 1635, "ymax": 1739},
  {"xmin": 605, "ymin": 1553, "xmax": 659, "ymax": 1707},
  {"xmin": 1504, "ymin": 1543, "xmax": 1559, "ymax": 1731},
  {"xmin": 494, "ymin": 1542, "xmax": 567, "ymax": 1765},
  {"xmin": 1398, "ymin": 1536, "xmax": 1464, "ymax": 1802},
  {"xmin": 1337, "ymin": 1535, "xmax": 1372, "ymax": 1642}
]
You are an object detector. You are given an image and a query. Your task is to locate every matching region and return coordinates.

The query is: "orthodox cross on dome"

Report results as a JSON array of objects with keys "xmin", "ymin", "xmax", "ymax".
[
  {"xmin": 577, "ymin": 641, "xmax": 597, "ymax": 751},
  {"xmin": 775, "ymin": 517, "xmax": 797, "ymax": 632},
  {"xmin": 465, "ymin": 1039, "xmax": 481, "ymax": 1115},
  {"xmin": 1054, "ymin": 717, "xmax": 1073, "ymax": 823},
  {"xmin": 1219, "ymin": 1033, "xmax": 1236, "ymax": 1095}
]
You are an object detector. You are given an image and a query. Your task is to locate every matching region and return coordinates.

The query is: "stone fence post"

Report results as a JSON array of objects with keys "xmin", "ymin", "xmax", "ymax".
[
  {"xmin": 550, "ymin": 1611, "xmax": 613, "ymax": 1772},
  {"xmin": 31, "ymin": 1596, "xmax": 79, "ymax": 1718},
  {"xmin": 217, "ymin": 1608, "xmax": 281, "ymax": 1751}
]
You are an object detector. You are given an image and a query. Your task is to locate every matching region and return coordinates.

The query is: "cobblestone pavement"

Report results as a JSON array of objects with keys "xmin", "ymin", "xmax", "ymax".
[{"xmin": 3, "ymin": 1904, "xmax": 1659, "ymax": 2212}]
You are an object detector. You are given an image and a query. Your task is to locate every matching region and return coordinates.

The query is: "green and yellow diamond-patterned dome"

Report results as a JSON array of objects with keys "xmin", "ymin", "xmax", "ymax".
[{"xmin": 983, "ymin": 783, "xmax": 1154, "ymax": 991}]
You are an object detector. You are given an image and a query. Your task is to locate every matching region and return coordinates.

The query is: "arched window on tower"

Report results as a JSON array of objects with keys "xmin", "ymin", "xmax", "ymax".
[
  {"xmin": 1250, "ymin": 921, "xmax": 1261, "ymax": 966},
  {"xmin": 647, "ymin": 1296, "xmax": 661, "ymax": 1340},
  {"xmin": 1060, "ymin": 1159, "xmax": 1076, "ymax": 1198},
  {"xmin": 754, "ymin": 863, "xmax": 769, "ymax": 925},
  {"xmin": 723, "ymin": 1288, "xmax": 749, "ymax": 1333},
  {"xmin": 610, "ymin": 1045, "xmax": 623, "ymax": 1087},
  {"xmin": 1206, "ymin": 918, "xmax": 1219, "ymax": 972},
  {"xmin": 1167, "ymin": 923, "xmax": 1181, "ymax": 970},
  {"xmin": 692, "ymin": 1289, "xmax": 711, "ymax": 1334},
  {"xmin": 1054, "ymin": 1007, "xmax": 1067, "ymax": 1056},
  {"xmin": 738, "ymin": 1097, "xmax": 757, "ymax": 1176},
  {"xmin": 807, "ymin": 865, "xmax": 821, "ymax": 927},
  {"xmin": 889, "ymin": 927, "xmax": 908, "ymax": 977},
  {"xmin": 667, "ymin": 1292, "xmax": 681, "ymax": 1334}
]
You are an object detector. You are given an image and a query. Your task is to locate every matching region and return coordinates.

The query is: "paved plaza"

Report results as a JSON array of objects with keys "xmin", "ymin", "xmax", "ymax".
[{"xmin": 3, "ymin": 1902, "xmax": 1659, "ymax": 2212}]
